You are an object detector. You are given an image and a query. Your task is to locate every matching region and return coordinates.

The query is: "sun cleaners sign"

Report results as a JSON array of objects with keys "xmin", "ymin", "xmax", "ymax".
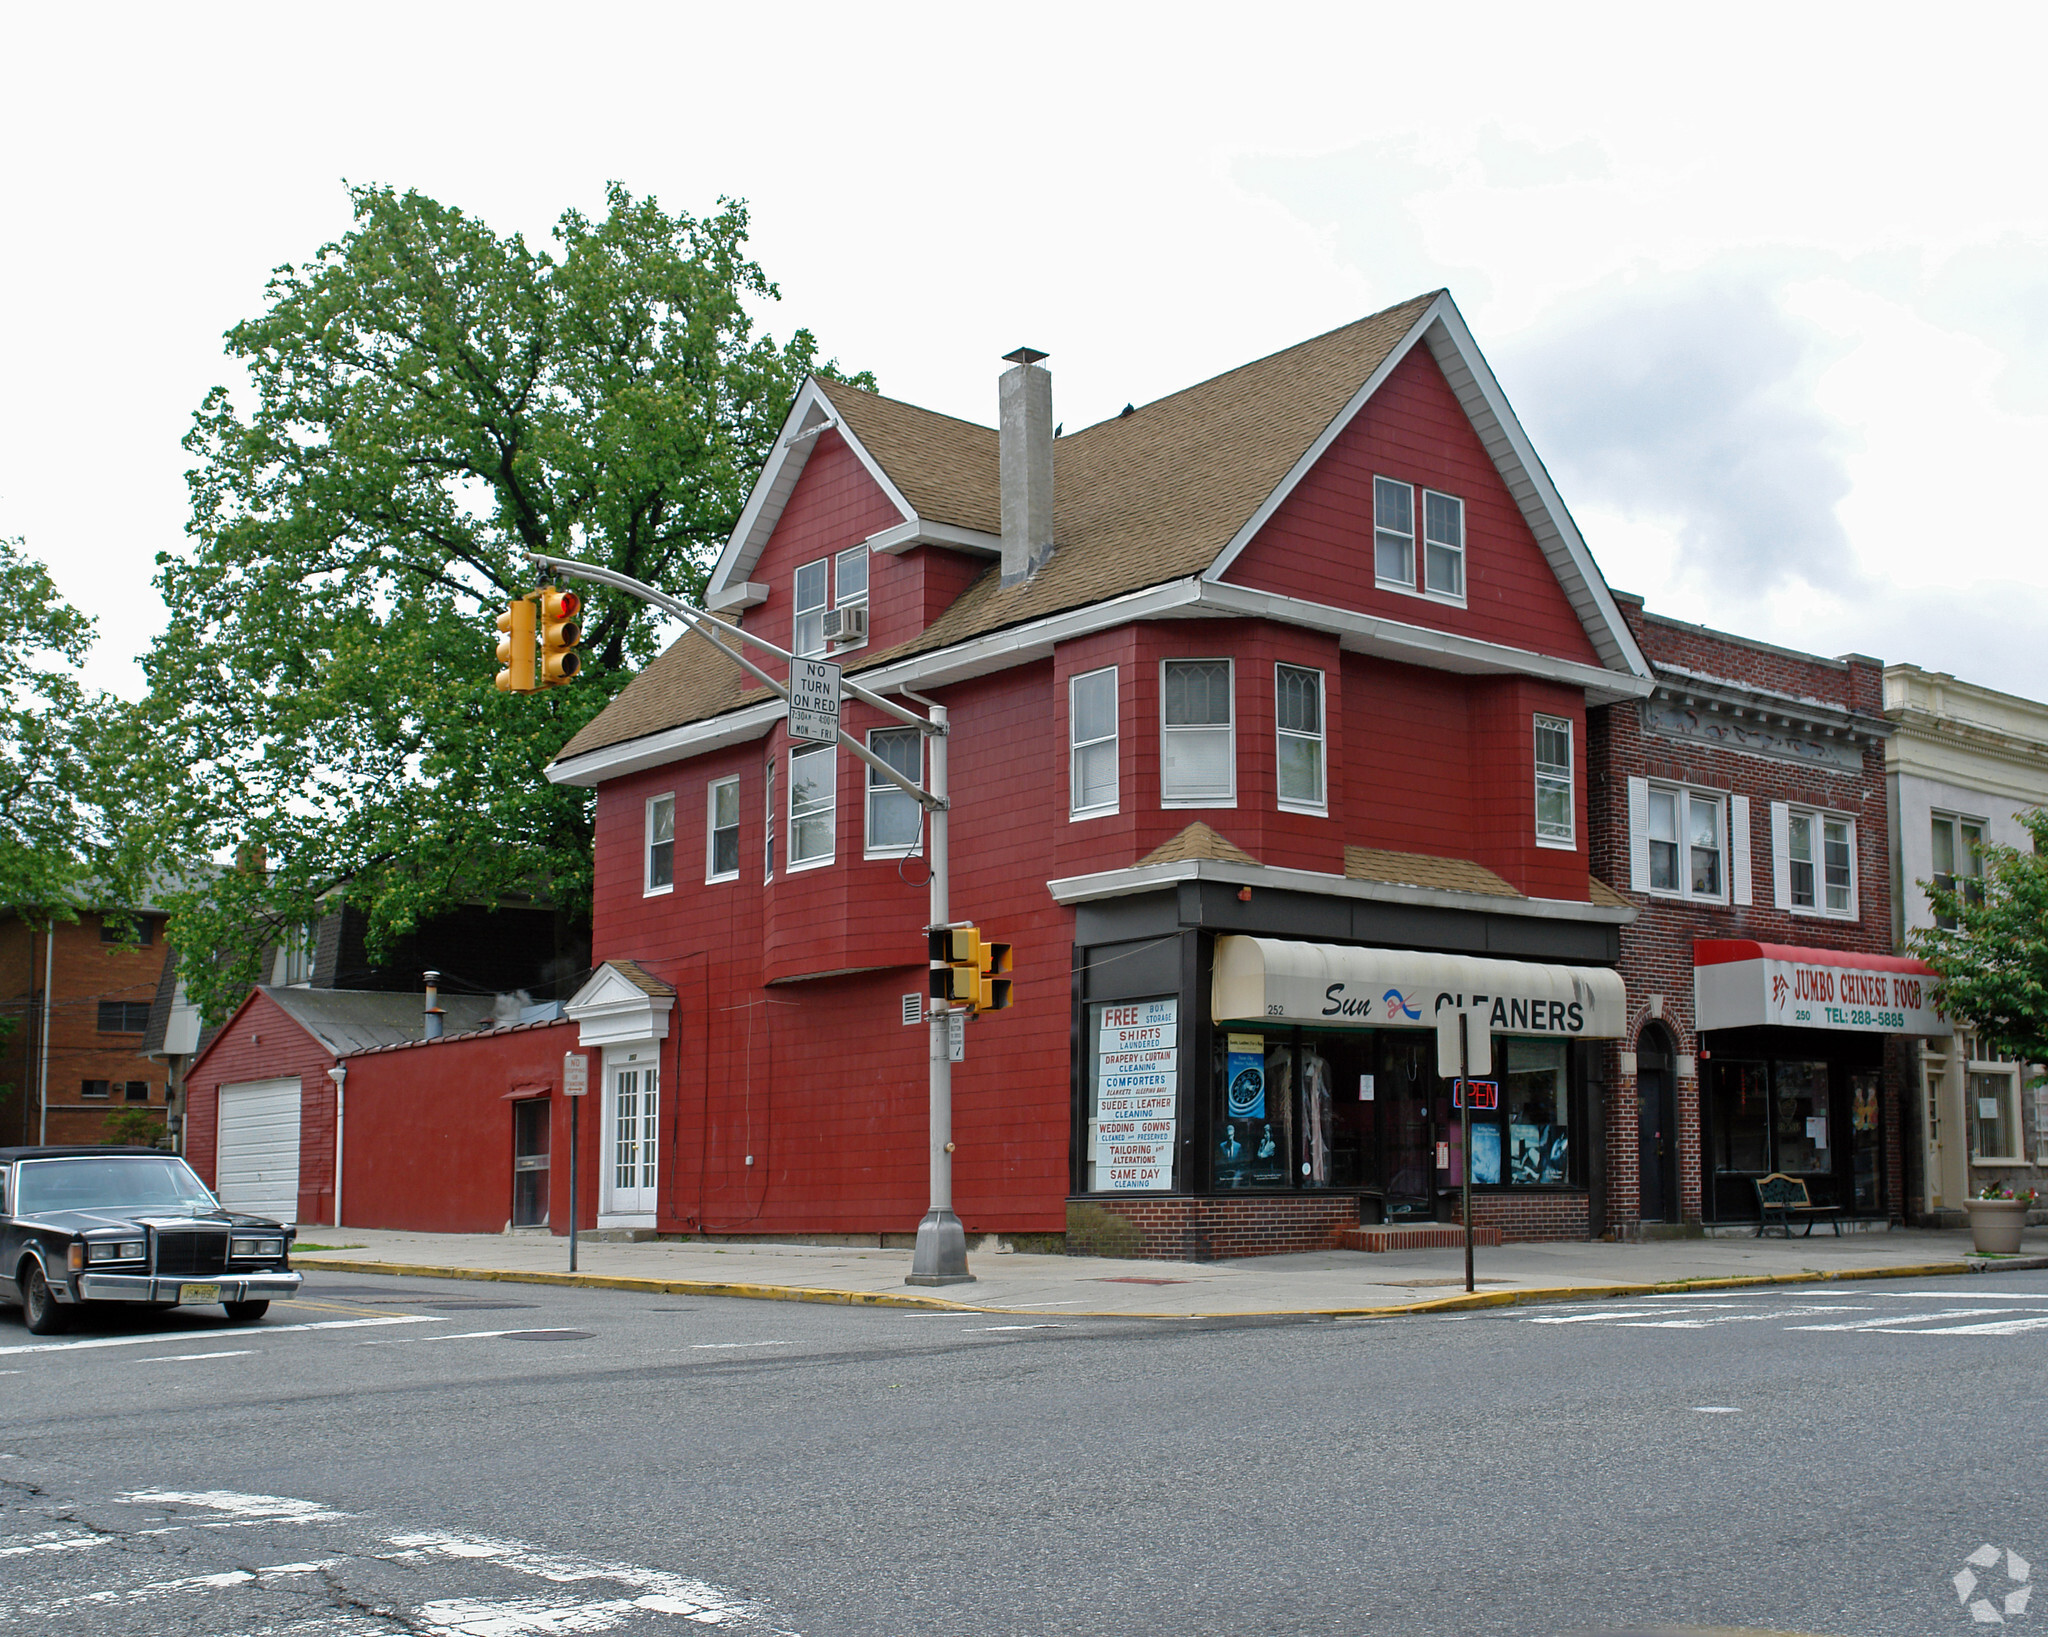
[
  {"xmin": 1092, "ymin": 998, "xmax": 1176, "ymax": 1191},
  {"xmin": 1693, "ymin": 939, "xmax": 1949, "ymax": 1036}
]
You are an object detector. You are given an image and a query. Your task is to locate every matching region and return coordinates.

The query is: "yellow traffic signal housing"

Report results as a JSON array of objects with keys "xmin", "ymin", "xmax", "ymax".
[
  {"xmin": 928, "ymin": 924, "xmax": 981, "ymax": 1006},
  {"xmin": 539, "ymin": 586, "xmax": 582, "ymax": 686},
  {"xmin": 495, "ymin": 597, "xmax": 536, "ymax": 693},
  {"xmin": 976, "ymin": 940, "xmax": 1013, "ymax": 1013}
]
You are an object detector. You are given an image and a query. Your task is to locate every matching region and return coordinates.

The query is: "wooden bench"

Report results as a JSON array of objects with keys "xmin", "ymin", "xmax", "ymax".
[{"xmin": 1754, "ymin": 1172, "xmax": 1844, "ymax": 1238}]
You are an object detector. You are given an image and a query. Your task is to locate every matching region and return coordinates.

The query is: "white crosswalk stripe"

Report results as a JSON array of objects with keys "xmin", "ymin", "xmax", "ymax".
[{"xmin": 1513, "ymin": 1287, "xmax": 2048, "ymax": 1337}]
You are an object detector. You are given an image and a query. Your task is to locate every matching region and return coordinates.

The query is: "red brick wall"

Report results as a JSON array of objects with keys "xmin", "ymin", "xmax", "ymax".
[
  {"xmin": 0, "ymin": 915, "xmax": 171, "ymax": 1146},
  {"xmin": 1221, "ymin": 346, "xmax": 1601, "ymax": 666},
  {"xmin": 1449, "ymin": 1190, "xmax": 1592, "ymax": 1243},
  {"xmin": 184, "ymin": 990, "xmax": 339, "ymax": 1225},
  {"xmin": 1068, "ymin": 1194, "xmax": 1363, "ymax": 1260},
  {"xmin": 1588, "ymin": 597, "xmax": 1894, "ymax": 1229}
]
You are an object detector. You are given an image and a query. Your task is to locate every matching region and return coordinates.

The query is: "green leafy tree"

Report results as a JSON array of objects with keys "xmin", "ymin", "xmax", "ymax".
[
  {"xmin": 147, "ymin": 183, "xmax": 868, "ymax": 1021},
  {"xmin": 1912, "ymin": 807, "xmax": 2048, "ymax": 1062},
  {"xmin": 0, "ymin": 537, "xmax": 141, "ymax": 918},
  {"xmin": 102, "ymin": 1107, "xmax": 167, "ymax": 1147}
]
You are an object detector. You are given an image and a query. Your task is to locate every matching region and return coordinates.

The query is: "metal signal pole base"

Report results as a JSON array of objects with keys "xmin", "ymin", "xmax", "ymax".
[{"xmin": 906, "ymin": 1207, "xmax": 976, "ymax": 1286}]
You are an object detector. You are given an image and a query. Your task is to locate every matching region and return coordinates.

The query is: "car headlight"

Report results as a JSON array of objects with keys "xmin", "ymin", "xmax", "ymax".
[
  {"xmin": 230, "ymin": 1237, "xmax": 283, "ymax": 1259},
  {"xmin": 86, "ymin": 1240, "xmax": 145, "ymax": 1263}
]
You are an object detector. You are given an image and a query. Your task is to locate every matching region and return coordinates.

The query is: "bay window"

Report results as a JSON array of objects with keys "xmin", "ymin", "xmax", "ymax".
[
  {"xmin": 866, "ymin": 727, "xmax": 923, "ymax": 856},
  {"xmin": 645, "ymin": 793, "xmax": 675, "ymax": 893},
  {"xmin": 1161, "ymin": 659, "xmax": 1234, "ymax": 806},
  {"xmin": 1070, "ymin": 666, "xmax": 1119, "ymax": 817},
  {"xmin": 788, "ymin": 745, "xmax": 835, "ymax": 868},
  {"xmin": 1533, "ymin": 715, "xmax": 1573, "ymax": 845},
  {"xmin": 706, "ymin": 776, "xmax": 740, "ymax": 882},
  {"xmin": 1274, "ymin": 664, "xmax": 1325, "ymax": 811}
]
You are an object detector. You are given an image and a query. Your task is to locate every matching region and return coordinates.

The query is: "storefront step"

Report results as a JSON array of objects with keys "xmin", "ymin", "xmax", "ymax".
[{"xmin": 1340, "ymin": 1225, "xmax": 1505, "ymax": 1253}]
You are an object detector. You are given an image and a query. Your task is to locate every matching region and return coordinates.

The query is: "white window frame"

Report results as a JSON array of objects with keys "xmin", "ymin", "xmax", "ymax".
[
  {"xmin": 1930, "ymin": 811, "xmax": 1987, "ymax": 930},
  {"xmin": 1160, "ymin": 658, "xmax": 1236, "ymax": 809},
  {"xmin": 1969, "ymin": 1052, "xmax": 2025, "ymax": 1164},
  {"xmin": 787, "ymin": 743, "xmax": 837, "ymax": 871},
  {"xmin": 1637, "ymin": 780, "xmax": 1728, "ymax": 904},
  {"xmin": 763, "ymin": 757, "xmax": 777, "ymax": 882},
  {"xmin": 1781, "ymin": 803, "xmax": 1858, "ymax": 921},
  {"xmin": 793, "ymin": 557, "xmax": 829, "ymax": 658},
  {"xmin": 644, "ymin": 792, "xmax": 676, "ymax": 896},
  {"xmin": 864, "ymin": 727, "xmax": 923, "ymax": 859},
  {"xmin": 831, "ymin": 545, "xmax": 870, "ymax": 653},
  {"xmin": 1533, "ymin": 714, "xmax": 1574, "ymax": 848},
  {"xmin": 1069, "ymin": 665, "xmax": 1119, "ymax": 820},
  {"xmin": 1420, "ymin": 488, "xmax": 1467, "ymax": 603},
  {"xmin": 1372, "ymin": 476, "xmax": 1415, "ymax": 589},
  {"xmin": 705, "ymin": 775, "xmax": 740, "ymax": 883},
  {"xmin": 1274, "ymin": 663, "xmax": 1326, "ymax": 815}
]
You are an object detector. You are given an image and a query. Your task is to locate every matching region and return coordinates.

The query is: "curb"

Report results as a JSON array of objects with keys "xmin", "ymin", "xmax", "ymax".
[{"xmin": 291, "ymin": 1253, "xmax": 2010, "ymax": 1321}]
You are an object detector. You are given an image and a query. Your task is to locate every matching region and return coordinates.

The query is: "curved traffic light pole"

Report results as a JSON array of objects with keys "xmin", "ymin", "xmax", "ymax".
[{"xmin": 525, "ymin": 551, "xmax": 977, "ymax": 1286}]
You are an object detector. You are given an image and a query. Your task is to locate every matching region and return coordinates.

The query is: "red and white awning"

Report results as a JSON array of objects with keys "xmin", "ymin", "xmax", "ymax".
[{"xmin": 1694, "ymin": 940, "xmax": 1949, "ymax": 1036}]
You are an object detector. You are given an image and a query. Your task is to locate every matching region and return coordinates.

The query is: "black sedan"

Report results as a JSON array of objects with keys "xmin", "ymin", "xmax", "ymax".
[{"xmin": 0, "ymin": 1145, "xmax": 302, "ymax": 1335}]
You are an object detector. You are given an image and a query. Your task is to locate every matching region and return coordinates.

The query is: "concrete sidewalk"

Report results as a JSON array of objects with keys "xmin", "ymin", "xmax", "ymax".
[{"xmin": 288, "ymin": 1224, "xmax": 2048, "ymax": 1318}]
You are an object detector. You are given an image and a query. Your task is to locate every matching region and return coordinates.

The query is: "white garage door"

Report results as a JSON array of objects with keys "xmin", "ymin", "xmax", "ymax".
[{"xmin": 216, "ymin": 1078, "xmax": 302, "ymax": 1223}]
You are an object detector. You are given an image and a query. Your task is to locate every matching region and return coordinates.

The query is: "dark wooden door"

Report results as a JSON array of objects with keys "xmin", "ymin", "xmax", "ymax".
[{"xmin": 1638, "ymin": 1037, "xmax": 1676, "ymax": 1222}]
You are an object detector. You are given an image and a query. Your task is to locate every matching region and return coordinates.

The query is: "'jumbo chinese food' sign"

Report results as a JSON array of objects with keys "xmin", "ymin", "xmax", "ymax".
[{"xmin": 1693, "ymin": 940, "xmax": 1949, "ymax": 1036}]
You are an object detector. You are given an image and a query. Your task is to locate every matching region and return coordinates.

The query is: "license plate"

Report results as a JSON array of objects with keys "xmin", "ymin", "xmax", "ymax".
[{"xmin": 178, "ymin": 1284, "xmax": 222, "ymax": 1305}]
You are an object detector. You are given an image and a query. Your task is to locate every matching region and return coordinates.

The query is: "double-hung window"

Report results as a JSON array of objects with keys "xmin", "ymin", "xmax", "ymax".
[
  {"xmin": 1968, "ymin": 1039, "xmax": 2024, "ymax": 1163},
  {"xmin": 1274, "ymin": 664, "xmax": 1325, "ymax": 811},
  {"xmin": 645, "ymin": 794, "xmax": 676, "ymax": 893},
  {"xmin": 1069, "ymin": 666, "xmax": 1119, "ymax": 818},
  {"xmin": 865, "ymin": 728, "xmax": 923, "ymax": 856},
  {"xmin": 833, "ymin": 545, "xmax": 869, "ymax": 649},
  {"xmin": 1784, "ymin": 806, "xmax": 1855, "ymax": 917},
  {"xmin": 1533, "ymin": 715, "xmax": 1573, "ymax": 845},
  {"xmin": 793, "ymin": 558, "xmax": 829, "ymax": 657},
  {"xmin": 788, "ymin": 744, "xmax": 836, "ymax": 868},
  {"xmin": 1422, "ymin": 490, "xmax": 1465, "ymax": 598},
  {"xmin": 1161, "ymin": 660, "xmax": 1234, "ymax": 806},
  {"xmin": 1373, "ymin": 477, "xmax": 1415, "ymax": 587},
  {"xmin": 763, "ymin": 758, "xmax": 777, "ymax": 881},
  {"xmin": 1930, "ymin": 813, "xmax": 1985, "ymax": 929},
  {"xmin": 1645, "ymin": 784, "xmax": 1724, "ymax": 900},
  {"xmin": 705, "ymin": 777, "xmax": 740, "ymax": 882}
]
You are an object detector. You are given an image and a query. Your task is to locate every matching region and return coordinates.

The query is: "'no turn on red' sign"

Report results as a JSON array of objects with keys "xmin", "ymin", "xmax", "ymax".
[{"xmin": 789, "ymin": 658, "xmax": 842, "ymax": 744}]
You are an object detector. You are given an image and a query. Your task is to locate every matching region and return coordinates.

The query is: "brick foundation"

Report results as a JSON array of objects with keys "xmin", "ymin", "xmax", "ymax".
[
  {"xmin": 1339, "ymin": 1225, "xmax": 1504, "ymax": 1252},
  {"xmin": 1066, "ymin": 1195, "xmax": 1362, "ymax": 1261},
  {"xmin": 1447, "ymin": 1190, "xmax": 1592, "ymax": 1242}
]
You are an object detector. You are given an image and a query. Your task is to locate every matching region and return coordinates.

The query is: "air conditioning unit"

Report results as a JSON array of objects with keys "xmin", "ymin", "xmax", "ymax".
[{"xmin": 822, "ymin": 604, "xmax": 868, "ymax": 643}]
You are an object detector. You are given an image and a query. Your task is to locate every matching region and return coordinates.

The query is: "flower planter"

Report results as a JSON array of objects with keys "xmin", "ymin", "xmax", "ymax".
[{"xmin": 1965, "ymin": 1197, "xmax": 2029, "ymax": 1255}]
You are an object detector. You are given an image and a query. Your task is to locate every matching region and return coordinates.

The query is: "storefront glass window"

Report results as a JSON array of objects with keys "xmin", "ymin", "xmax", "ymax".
[
  {"xmin": 1502, "ymin": 1039, "xmax": 1569, "ymax": 1185},
  {"xmin": 1216, "ymin": 1031, "xmax": 1288, "ymax": 1190},
  {"xmin": 1772, "ymin": 1060, "xmax": 1830, "ymax": 1173},
  {"xmin": 1972, "ymin": 1065, "xmax": 2020, "ymax": 1161},
  {"xmin": 1850, "ymin": 1069, "xmax": 1881, "ymax": 1212},
  {"xmin": 1087, "ymin": 998, "xmax": 1178, "ymax": 1192},
  {"xmin": 1711, "ymin": 1060, "xmax": 1770, "ymax": 1173}
]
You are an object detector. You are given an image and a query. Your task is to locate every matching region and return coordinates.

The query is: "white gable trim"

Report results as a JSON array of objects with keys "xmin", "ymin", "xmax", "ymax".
[
  {"xmin": 863, "ymin": 518, "xmax": 1003, "ymax": 558},
  {"xmin": 704, "ymin": 378, "xmax": 917, "ymax": 607},
  {"xmin": 1202, "ymin": 292, "xmax": 1651, "ymax": 687},
  {"xmin": 565, "ymin": 962, "xmax": 674, "ymax": 1049}
]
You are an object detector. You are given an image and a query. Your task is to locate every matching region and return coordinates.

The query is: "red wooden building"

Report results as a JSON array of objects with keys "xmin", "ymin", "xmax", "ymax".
[{"xmin": 541, "ymin": 291, "xmax": 1659, "ymax": 1255}]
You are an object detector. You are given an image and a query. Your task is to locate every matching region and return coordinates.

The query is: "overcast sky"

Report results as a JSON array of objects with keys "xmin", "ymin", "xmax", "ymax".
[{"xmin": 5, "ymin": 3, "xmax": 2046, "ymax": 703}]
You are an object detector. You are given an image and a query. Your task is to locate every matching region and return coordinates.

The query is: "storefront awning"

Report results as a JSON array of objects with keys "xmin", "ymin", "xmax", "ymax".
[
  {"xmin": 1212, "ymin": 936, "xmax": 1627, "ymax": 1037},
  {"xmin": 1694, "ymin": 940, "xmax": 1950, "ymax": 1036}
]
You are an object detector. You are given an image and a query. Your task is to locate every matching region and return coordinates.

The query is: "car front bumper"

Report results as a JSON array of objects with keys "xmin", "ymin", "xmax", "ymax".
[{"xmin": 71, "ymin": 1270, "xmax": 304, "ymax": 1304}]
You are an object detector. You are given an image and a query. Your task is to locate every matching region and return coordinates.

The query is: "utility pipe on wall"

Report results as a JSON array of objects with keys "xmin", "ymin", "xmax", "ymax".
[
  {"xmin": 327, "ymin": 1063, "xmax": 347, "ymax": 1226},
  {"xmin": 37, "ymin": 924, "xmax": 53, "ymax": 1145}
]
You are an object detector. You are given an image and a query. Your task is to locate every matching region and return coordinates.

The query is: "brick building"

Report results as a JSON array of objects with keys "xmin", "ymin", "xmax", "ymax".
[
  {"xmin": 1587, "ymin": 598, "xmax": 1932, "ymax": 1232},
  {"xmin": 0, "ymin": 906, "xmax": 173, "ymax": 1146},
  {"xmin": 533, "ymin": 290, "xmax": 1659, "ymax": 1258}
]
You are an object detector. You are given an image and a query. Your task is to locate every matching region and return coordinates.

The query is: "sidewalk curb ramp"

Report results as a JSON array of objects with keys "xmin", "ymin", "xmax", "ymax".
[{"xmin": 288, "ymin": 1253, "xmax": 2029, "ymax": 1320}]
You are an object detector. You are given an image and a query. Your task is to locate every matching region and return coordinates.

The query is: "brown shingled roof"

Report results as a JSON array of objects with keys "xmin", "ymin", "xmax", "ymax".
[
  {"xmin": 1139, "ymin": 821, "xmax": 1260, "ymax": 867},
  {"xmin": 556, "ymin": 294, "xmax": 1441, "ymax": 765},
  {"xmin": 1343, "ymin": 847, "xmax": 1522, "ymax": 898}
]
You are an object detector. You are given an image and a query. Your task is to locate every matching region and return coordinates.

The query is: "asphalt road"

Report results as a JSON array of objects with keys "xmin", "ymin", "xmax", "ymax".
[{"xmin": 4, "ymin": 1267, "xmax": 2046, "ymax": 1637}]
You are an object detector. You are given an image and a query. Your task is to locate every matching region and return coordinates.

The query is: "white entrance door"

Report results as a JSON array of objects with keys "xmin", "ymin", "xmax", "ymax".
[
  {"xmin": 216, "ymin": 1078, "xmax": 302, "ymax": 1223},
  {"xmin": 602, "ymin": 1052, "xmax": 659, "ymax": 1221}
]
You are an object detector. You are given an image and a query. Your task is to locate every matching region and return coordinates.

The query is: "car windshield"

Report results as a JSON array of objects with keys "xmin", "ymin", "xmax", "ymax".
[{"xmin": 14, "ymin": 1156, "xmax": 219, "ymax": 1217}]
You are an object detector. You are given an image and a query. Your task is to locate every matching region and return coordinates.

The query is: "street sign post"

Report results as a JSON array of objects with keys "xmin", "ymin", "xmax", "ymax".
[
  {"xmin": 946, "ymin": 1011, "xmax": 965, "ymax": 1063},
  {"xmin": 1435, "ymin": 1002, "xmax": 1491, "ymax": 1294},
  {"xmin": 788, "ymin": 657, "xmax": 842, "ymax": 744},
  {"xmin": 564, "ymin": 1052, "xmax": 587, "ymax": 1273}
]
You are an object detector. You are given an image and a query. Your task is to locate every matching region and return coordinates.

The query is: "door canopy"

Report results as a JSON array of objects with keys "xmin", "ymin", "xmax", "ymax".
[{"xmin": 1694, "ymin": 940, "xmax": 1949, "ymax": 1036}]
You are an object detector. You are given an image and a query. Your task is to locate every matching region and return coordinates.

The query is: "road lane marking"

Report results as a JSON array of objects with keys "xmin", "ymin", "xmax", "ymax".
[
  {"xmin": 1905, "ymin": 1314, "xmax": 2048, "ymax": 1336},
  {"xmin": 1692, "ymin": 1406, "xmax": 1742, "ymax": 1413},
  {"xmin": 0, "ymin": 1315, "xmax": 445, "ymax": 1358},
  {"xmin": 118, "ymin": 1490, "xmax": 352, "ymax": 1524},
  {"xmin": 969, "ymin": 1324, "xmax": 1066, "ymax": 1332},
  {"xmin": 137, "ymin": 1350, "xmax": 257, "ymax": 1363},
  {"xmin": 689, "ymin": 1340, "xmax": 797, "ymax": 1349}
]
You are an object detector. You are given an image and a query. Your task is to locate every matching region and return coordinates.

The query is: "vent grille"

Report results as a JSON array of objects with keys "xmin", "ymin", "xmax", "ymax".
[
  {"xmin": 155, "ymin": 1230, "xmax": 228, "ymax": 1278},
  {"xmin": 901, "ymin": 993, "xmax": 923, "ymax": 1026}
]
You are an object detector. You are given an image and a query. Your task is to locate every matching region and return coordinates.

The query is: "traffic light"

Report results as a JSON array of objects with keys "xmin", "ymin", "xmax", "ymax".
[
  {"xmin": 539, "ymin": 587, "xmax": 582, "ymax": 686},
  {"xmin": 928, "ymin": 924, "xmax": 1011, "ymax": 1013},
  {"xmin": 494, "ymin": 597, "xmax": 536, "ymax": 693},
  {"xmin": 929, "ymin": 924, "xmax": 981, "ymax": 1007},
  {"xmin": 974, "ymin": 938, "xmax": 1013, "ymax": 1013}
]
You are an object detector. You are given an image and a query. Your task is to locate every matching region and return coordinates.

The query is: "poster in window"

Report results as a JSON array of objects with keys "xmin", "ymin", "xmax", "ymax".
[
  {"xmin": 1225, "ymin": 1034, "xmax": 1265, "ymax": 1118},
  {"xmin": 1470, "ymin": 1122, "xmax": 1502, "ymax": 1186},
  {"xmin": 1509, "ymin": 1124, "xmax": 1568, "ymax": 1185},
  {"xmin": 1093, "ymin": 999, "xmax": 1177, "ymax": 1191}
]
